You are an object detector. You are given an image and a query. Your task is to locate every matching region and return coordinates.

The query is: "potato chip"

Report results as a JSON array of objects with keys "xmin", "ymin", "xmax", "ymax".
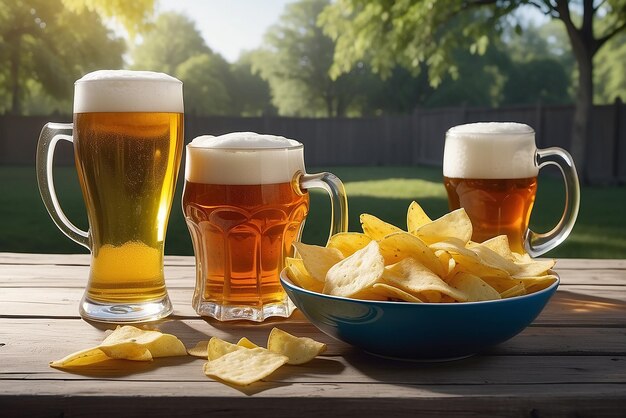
[
  {"xmin": 470, "ymin": 235, "xmax": 514, "ymax": 260},
  {"xmin": 324, "ymin": 240, "xmax": 385, "ymax": 298},
  {"xmin": 406, "ymin": 201, "xmax": 432, "ymax": 232},
  {"xmin": 499, "ymin": 283, "xmax": 526, "ymax": 299},
  {"xmin": 327, "ymin": 232, "xmax": 372, "ymax": 257},
  {"xmin": 50, "ymin": 325, "xmax": 187, "ymax": 369},
  {"xmin": 50, "ymin": 347, "xmax": 111, "ymax": 368},
  {"xmin": 292, "ymin": 242, "xmax": 343, "ymax": 282},
  {"xmin": 203, "ymin": 348, "xmax": 288, "ymax": 386},
  {"xmin": 431, "ymin": 240, "xmax": 511, "ymax": 279},
  {"xmin": 378, "ymin": 232, "xmax": 444, "ymax": 277},
  {"xmin": 513, "ymin": 259, "xmax": 557, "ymax": 278},
  {"xmin": 371, "ymin": 283, "xmax": 424, "ymax": 302},
  {"xmin": 187, "ymin": 340, "xmax": 210, "ymax": 358},
  {"xmin": 413, "ymin": 208, "xmax": 473, "ymax": 245},
  {"xmin": 285, "ymin": 257, "xmax": 323, "ymax": 293},
  {"xmin": 360, "ymin": 213, "xmax": 403, "ymax": 240},
  {"xmin": 208, "ymin": 337, "xmax": 245, "ymax": 361},
  {"xmin": 518, "ymin": 274, "xmax": 559, "ymax": 293},
  {"xmin": 99, "ymin": 326, "xmax": 187, "ymax": 359},
  {"xmin": 448, "ymin": 272, "xmax": 501, "ymax": 302},
  {"xmin": 382, "ymin": 257, "xmax": 468, "ymax": 302},
  {"xmin": 237, "ymin": 337, "xmax": 259, "ymax": 349},
  {"xmin": 267, "ymin": 328, "xmax": 327, "ymax": 365}
]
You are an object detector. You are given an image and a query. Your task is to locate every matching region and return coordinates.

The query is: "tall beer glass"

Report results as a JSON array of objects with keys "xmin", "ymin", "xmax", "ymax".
[
  {"xmin": 36, "ymin": 70, "xmax": 184, "ymax": 323},
  {"xmin": 183, "ymin": 133, "xmax": 348, "ymax": 321},
  {"xmin": 443, "ymin": 122, "xmax": 579, "ymax": 256}
]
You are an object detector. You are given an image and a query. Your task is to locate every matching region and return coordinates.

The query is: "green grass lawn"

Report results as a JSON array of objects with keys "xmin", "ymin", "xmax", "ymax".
[{"xmin": 1, "ymin": 165, "xmax": 625, "ymax": 258}]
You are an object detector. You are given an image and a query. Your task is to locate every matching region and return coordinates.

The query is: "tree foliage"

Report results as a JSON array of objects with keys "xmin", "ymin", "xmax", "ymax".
[
  {"xmin": 320, "ymin": 0, "xmax": 626, "ymax": 176},
  {"xmin": 0, "ymin": 0, "xmax": 126, "ymax": 114},
  {"xmin": 252, "ymin": 0, "xmax": 372, "ymax": 117}
]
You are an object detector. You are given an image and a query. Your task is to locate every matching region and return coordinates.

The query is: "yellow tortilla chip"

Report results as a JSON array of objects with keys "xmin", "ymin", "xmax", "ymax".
[
  {"xmin": 267, "ymin": 328, "xmax": 327, "ymax": 365},
  {"xmin": 327, "ymin": 232, "xmax": 372, "ymax": 257},
  {"xmin": 324, "ymin": 240, "xmax": 385, "ymax": 298},
  {"xmin": 203, "ymin": 348, "xmax": 288, "ymax": 386},
  {"xmin": 413, "ymin": 208, "xmax": 473, "ymax": 245},
  {"xmin": 360, "ymin": 213, "xmax": 403, "ymax": 240},
  {"xmin": 292, "ymin": 242, "xmax": 343, "ymax": 282},
  {"xmin": 406, "ymin": 201, "xmax": 432, "ymax": 232}
]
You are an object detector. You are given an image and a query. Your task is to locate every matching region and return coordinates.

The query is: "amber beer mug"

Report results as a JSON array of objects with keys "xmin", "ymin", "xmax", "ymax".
[
  {"xmin": 443, "ymin": 122, "xmax": 580, "ymax": 256},
  {"xmin": 36, "ymin": 70, "xmax": 184, "ymax": 322},
  {"xmin": 183, "ymin": 133, "xmax": 348, "ymax": 321}
]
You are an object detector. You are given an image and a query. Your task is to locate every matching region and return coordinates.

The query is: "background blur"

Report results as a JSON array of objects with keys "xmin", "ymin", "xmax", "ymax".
[{"xmin": 1, "ymin": 0, "xmax": 625, "ymax": 258}]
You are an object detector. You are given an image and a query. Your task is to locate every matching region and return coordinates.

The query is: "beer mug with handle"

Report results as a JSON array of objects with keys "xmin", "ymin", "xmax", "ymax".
[
  {"xmin": 182, "ymin": 133, "xmax": 348, "ymax": 321},
  {"xmin": 36, "ymin": 70, "xmax": 184, "ymax": 323},
  {"xmin": 443, "ymin": 122, "xmax": 580, "ymax": 257}
]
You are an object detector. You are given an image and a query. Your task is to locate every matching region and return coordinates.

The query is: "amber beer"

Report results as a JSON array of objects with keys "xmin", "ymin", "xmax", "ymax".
[
  {"xmin": 183, "ymin": 133, "xmax": 312, "ymax": 321},
  {"xmin": 443, "ymin": 123, "xmax": 539, "ymax": 253},
  {"xmin": 37, "ymin": 70, "xmax": 184, "ymax": 322}
]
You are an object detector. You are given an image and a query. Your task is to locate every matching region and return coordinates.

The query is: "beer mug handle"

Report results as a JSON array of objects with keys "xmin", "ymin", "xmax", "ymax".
[
  {"xmin": 299, "ymin": 172, "xmax": 349, "ymax": 242},
  {"xmin": 524, "ymin": 147, "xmax": 580, "ymax": 257},
  {"xmin": 36, "ymin": 122, "xmax": 90, "ymax": 249}
]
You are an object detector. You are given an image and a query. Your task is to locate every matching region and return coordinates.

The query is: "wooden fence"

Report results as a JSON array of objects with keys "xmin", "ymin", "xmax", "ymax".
[{"xmin": 1, "ymin": 102, "xmax": 624, "ymax": 184}]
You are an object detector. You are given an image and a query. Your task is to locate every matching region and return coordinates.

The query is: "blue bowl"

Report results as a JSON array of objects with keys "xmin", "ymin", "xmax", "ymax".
[{"xmin": 280, "ymin": 270, "xmax": 559, "ymax": 360}]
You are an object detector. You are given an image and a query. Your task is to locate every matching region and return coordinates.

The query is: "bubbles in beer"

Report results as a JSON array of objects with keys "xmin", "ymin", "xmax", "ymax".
[
  {"xmin": 74, "ymin": 70, "xmax": 183, "ymax": 113},
  {"xmin": 185, "ymin": 132, "xmax": 305, "ymax": 185},
  {"xmin": 443, "ymin": 122, "xmax": 538, "ymax": 179}
]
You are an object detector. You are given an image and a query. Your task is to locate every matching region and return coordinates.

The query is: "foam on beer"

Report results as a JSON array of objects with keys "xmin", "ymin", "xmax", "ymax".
[
  {"xmin": 186, "ymin": 132, "xmax": 306, "ymax": 185},
  {"xmin": 443, "ymin": 122, "xmax": 539, "ymax": 179},
  {"xmin": 74, "ymin": 70, "xmax": 183, "ymax": 113}
]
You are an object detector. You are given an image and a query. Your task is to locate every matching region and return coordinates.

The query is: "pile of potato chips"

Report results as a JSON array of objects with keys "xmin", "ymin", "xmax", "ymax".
[
  {"xmin": 189, "ymin": 328, "xmax": 326, "ymax": 386},
  {"xmin": 286, "ymin": 201, "xmax": 557, "ymax": 303},
  {"xmin": 50, "ymin": 326, "xmax": 326, "ymax": 386}
]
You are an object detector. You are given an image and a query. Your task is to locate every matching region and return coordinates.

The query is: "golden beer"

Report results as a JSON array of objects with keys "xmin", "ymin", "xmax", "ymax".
[
  {"xmin": 75, "ymin": 112, "xmax": 183, "ymax": 303},
  {"xmin": 183, "ymin": 132, "xmax": 350, "ymax": 321}
]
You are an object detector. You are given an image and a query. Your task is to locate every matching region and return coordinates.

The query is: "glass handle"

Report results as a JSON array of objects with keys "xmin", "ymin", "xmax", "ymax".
[
  {"xmin": 524, "ymin": 147, "xmax": 580, "ymax": 257},
  {"xmin": 298, "ymin": 171, "xmax": 349, "ymax": 243},
  {"xmin": 36, "ymin": 122, "xmax": 90, "ymax": 249}
]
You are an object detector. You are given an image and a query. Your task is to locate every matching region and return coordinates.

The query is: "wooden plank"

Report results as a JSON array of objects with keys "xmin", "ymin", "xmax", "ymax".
[
  {"xmin": 2, "ymin": 253, "xmax": 626, "ymax": 270},
  {"xmin": 1, "ymin": 320, "xmax": 625, "ymax": 372},
  {"xmin": 2, "ymin": 285, "xmax": 625, "ymax": 325},
  {"xmin": 1, "ymin": 383, "xmax": 625, "ymax": 418},
  {"xmin": 1, "ymin": 261, "xmax": 625, "ymax": 289},
  {"xmin": 1, "ymin": 352, "xmax": 625, "ymax": 385}
]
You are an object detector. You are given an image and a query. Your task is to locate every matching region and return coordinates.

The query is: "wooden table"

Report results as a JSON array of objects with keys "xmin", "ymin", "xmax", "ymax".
[{"xmin": 1, "ymin": 253, "xmax": 625, "ymax": 417}]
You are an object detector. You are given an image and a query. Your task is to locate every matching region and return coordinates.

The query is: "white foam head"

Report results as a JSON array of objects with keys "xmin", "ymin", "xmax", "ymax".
[
  {"xmin": 185, "ymin": 132, "xmax": 305, "ymax": 185},
  {"xmin": 74, "ymin": 70, "xmax": 183, "ymax": 113},
  {"xmin": 443, "ymin": 122, "xmax": 538, "ymax": 179}
]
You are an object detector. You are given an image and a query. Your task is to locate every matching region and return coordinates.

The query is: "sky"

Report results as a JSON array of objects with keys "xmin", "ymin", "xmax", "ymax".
[{"xmin": 157, "ymin": 0, "xmax": 294, "ymax": 62}]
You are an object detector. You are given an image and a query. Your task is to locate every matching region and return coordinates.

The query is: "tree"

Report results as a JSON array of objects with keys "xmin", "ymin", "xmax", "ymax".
[
  {"xmin": 176, "ymin": 54, "xmax": 233, "ymax": 115},
  {"xmin": 231, "ymin": 52, "xmax": 276, "ymax": 116},
  {"xmin": 130, "ymin": 12, "xmax": 239, "ymax": 116},
  {"xmin": 252, "ymin": 0, "xmax": 370, "ymax": 117},
  {"xmin": 130, "ymin": 12, "xmax": 210, "ymax": 75},
  {"xmin": 320, "ymin": 0, "xmax": 626, "ymax": 178},
  {"xmin": 0, "ymin": 0, "xmax": 127, "ymax": 115}
]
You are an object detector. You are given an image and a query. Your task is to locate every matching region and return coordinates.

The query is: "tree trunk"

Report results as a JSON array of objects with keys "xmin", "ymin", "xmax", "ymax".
[
  {"xmin": 570, "ymin": 47, "xmax": 593, "ymax": 182},
  {"xmin": 9, "ymin": 35, "xmax": 22, "ymax": 115}
]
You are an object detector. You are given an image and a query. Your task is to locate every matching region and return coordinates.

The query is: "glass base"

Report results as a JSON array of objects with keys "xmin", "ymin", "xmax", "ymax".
[
  {"xmin": 79, "ymin": 294, "xmax": 173, "ymax": 324},
  {"xmin": 194, "ymin": 298, "xmax": 296, "ymax": 322}
]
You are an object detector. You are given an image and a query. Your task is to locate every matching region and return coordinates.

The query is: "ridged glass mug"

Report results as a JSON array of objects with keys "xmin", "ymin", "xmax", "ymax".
[{"xmin": 182, "ymin": 133, "xmax": 348, "ymax": 321}]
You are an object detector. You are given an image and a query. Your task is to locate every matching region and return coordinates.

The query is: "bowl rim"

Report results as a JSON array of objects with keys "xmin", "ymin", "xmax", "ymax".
[{"xmin": 279, "ymin": 267, "xmax": 560, "ymax": 307}]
